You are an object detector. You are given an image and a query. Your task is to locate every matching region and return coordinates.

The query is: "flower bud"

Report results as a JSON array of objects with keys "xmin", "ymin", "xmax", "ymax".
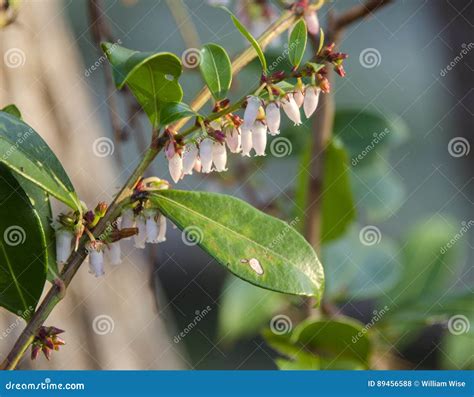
[
  {"xmin": 183, "ymin": 145, "xmax": 198, "ymax": 175},
  {"xmin": 168, "ymin": 152, "xmax": 183, "ymax": 183},
  {"xmin": 225, "ymin": 126, "xmax": 241, "ymax": 153},
  {"xmin": 252, "ymin": 121, "xmax": 267, "ymax": 156},
  {"xmin": 55, "ymin": 229, "xmax": 73, "ymax": 265},
  {"xmin": 212, "ymin": 141, "xmax": 227, "ymax": 172},
  {"xmin": 200, "ymin": 138, "xmax": 214, "ymax": 173},
  {"xmin": 107, "ymin": 242, "xmax": 121, "ymax": 266},
  {"xmin": 243, "ymin": 96, "xmax": 261, "ymax": 129},
  {"xmin": 304, "ymin": 10, "xmax": 320, "ymax": 35},
  {"xmin": 134, "ymin": 215, "xmax": 146, "ymax": 249},
  {"xmin": 157, "ymin": 214, "xmax": 167, "ymax": 243},
  {"xmin": 303, "ymin": 86, "xmax": 321, "ymax": 118},
  {"xmin": 281, "ymin": 94, "xmax": 301, "ymax": 125},
  {"xmin": 87, "ymin": 241, "xmax": 105, "ymax": 277},
  {"xmin": 240, "ymin": 125, "xmax": 253, "ymax": 157},
  {"xmin": 266, "ymin": 102, "xmax": 280, "ymax": 135}
]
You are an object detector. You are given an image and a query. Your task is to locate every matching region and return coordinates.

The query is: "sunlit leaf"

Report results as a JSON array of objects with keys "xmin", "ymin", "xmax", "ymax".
[
  {"xmin": 199, "ymin": 43, "xmax": 232, "ymax": 101},
  {"xmin": 288, "ymin": 19, "xmax": 307, "ymax": 68}
]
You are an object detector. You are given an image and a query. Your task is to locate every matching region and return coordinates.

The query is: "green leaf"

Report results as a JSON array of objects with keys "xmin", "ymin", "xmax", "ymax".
[
  {"xmin": 291, "ymin": 317, "xmax": 371, "ymax": 368},
  {"xmin": 294, "ymin": 138, "xmax": 356, "ymax": 242},
  {"xmin": 0, "ymin": 111, "xmax": 80, "ymax": 211},
  {"xmin": 221, "ymin": 7, "xmax": 267, "ymax": 73},
  {"xmin": 1, "ymin": 104, "xmax": 22, "ymax": 119},
  {"xmin": 288, "ymin": 19, "xmax": 307, "ymax": 68},
  {"xmin": 102, "ymin": 42, "xmax": 183, "ymax": 127},
  {"xmin": 218, "ymin": 275, "xmax": 287, "ymax": 343},
  {"xmin": 0, "ymin": 165, "xmax": 47, "ymax": 318},
  {"xmin": 276, "ymin": 351, "xmax": 320, "ymax": 370},
  {"xmin": 150, "ymin": 190, "xmax": 324, "ymax": 299},
  {"xmin": 159, "ymin": 102, "xmax": 196, "ymax": 126},
  {"xmin": 441, "ymin": 330, "xmax": 474, "ymax": 369},
  {"xmin": 334, "ymin": 108, "xmax": 408, "ymax": 167},
  {"xmin": 199, "ymin": 43, "xmax": 232, "ymax": 101}
]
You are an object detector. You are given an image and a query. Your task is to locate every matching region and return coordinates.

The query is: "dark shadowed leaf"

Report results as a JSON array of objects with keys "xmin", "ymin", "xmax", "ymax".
[
  {"xmin": 150, "ymin": 190, "xmax": 324, "ymax": 299},
  {"xmin": 0, "ymin": 165, "xmax": 47, "ymax": 318},
  {"xmin": 199, "ymin": 43, "xmax": 232, "ymax": 101},
  {"xmin": 0, "ymin": 111, "xmax": 80, "ymax": 210}
]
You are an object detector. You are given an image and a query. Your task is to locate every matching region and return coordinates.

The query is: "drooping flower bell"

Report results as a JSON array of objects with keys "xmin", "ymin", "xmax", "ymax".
[
  {"xmin": 225, "ymin": 125, "xmax": 241, "ymax": 153},
  {"xmin": 168, "ymin": 152, "xmax": 183, "ymax": 183},
  {"xmin": 120, "ymin": 208, "xmax": 135, "ymax": 240},
  {"xmin": 55, "ymin": 229, "xmax": 73, "ymax": 265},
  {"xmin": 144, "ymin": 209, "xmax": 160, "ymax": 244},
  {"xmin": 293, "ymin": 89, "xmax": 304, "ymax": 108},
  {"xmin": 240, "ymin": 125, "xmax": 253, "ymax": 157},
  {"xmin": 157, "ymin": 214, "xmax": 167, "ymax": 243},
  {"xmin": 134, "ymin": 215, "xmax": 147, "ymax": 249},
  {"xmin": 87, "ymin": 240, "xmax": 105, "ymax": 277},
  {"xmin": 252, "ymin": 121, "xmax": 267, "ymax": 156},
  {"xmin": 182, "ymin": 145, "xmax": 199, "ymax": 176},
  {"xmin": 243, "ymin": 96, "xmax": 262, "ymax": 129},
  {"xmin": 304, "ymin": 9, "xmax": 320, "ymax": 35},
  {"xmin": 212, "ymin": 141, "xmax": 227, "ymax": 172},
  {"xmin": 199, "ymin": 138, "xmax": 214, "ymax": 173},
  {"xmin": 303, "ymin": 86, "xmax": 321, "ymax": 118},
  {"xmin": 106, "ymin": 242, "xmax": 121, "ymax": 266},
  {"xmin": 266, "ymin": 102, "xmax": 280, "ymax": 136},
  {"xmin": 281, "ymin": 94, "xmax": 302, "ymax": 125}
]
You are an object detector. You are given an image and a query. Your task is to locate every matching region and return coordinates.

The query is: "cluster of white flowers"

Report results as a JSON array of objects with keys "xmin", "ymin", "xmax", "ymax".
[{"xmin": 168, "ymin": 86, "xmax": 321, "ymax": 182}]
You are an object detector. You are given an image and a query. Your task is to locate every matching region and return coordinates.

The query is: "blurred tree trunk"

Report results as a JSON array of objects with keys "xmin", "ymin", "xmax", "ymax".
[{"xmin": 0, "ymin": 0, "xmax": 184, "ymax": 369}]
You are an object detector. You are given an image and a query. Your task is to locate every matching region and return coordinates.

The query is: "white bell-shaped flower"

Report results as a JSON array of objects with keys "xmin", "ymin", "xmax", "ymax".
[
  {"xmin": 134, "ymin": 215, "xmax": 147, "ymax": 249},
  {"xmin": 304, "ymin": 10, "xmax": 320, "ymax": 35},
  {"xmin": 266, "ymin": 102, "xmax": 281, "ymax": 135},
  {"xmin": 243, "ymin": 96, "xmax": 261, "ymax": 129},
  {"xmin": 225, "ymin": 126, "xmax": 241, "ymax": 153},
  {"xmin": 87, "ymin": 241, "xmax": 105, "ymax": 277},
  {"xmin": 293, "ymin": 89, "xmax": 304, "ymax": 108},
  {"xmin": 212, "ymin": 141, "xmax": 227, "ymax": 172},
  {"xmin": 55, "ymin": 229, "xmax": 73, "ymax": 265},
  {"xmin": 157, "ymin": 214, "xmax": 167, "ymax": 243},
  {"xmin": 240, "ymin": 125, "xmax": 253, "ymax": 157},
  {"xmin": 194, "ymin": 158, "xmax": 202, "ymax": 173},
  {"xmin": 120, "ymin": 208, "xmax": 134, "ymax": 240},
  {"xmin": 252, "ymin": 121, "xmax": 267, "ymax": 156},
  {"xmin": 168, "ymin": 152, "xmax": 183, "ymax": 183},
  {"xmin": 107, "ymin": 242, "xmax": 121, "ymax": 266},
  {"xmin": 183, "ymin": 145, "xmax": 198, "ymax": 175},
  {"xmin": 145, "ymin": 210, "xmax": 159, "ymax": 243},
  {"xmin": 200, "ymin": 139, "xmax": 214, "ymax": 173},
  {"xmin": 303, "ymin": 86, "xmax": 321, "ymax": 118},
  {"xmin": 281, "ymin": 94, "xmax": 302, "ymax": 125}
]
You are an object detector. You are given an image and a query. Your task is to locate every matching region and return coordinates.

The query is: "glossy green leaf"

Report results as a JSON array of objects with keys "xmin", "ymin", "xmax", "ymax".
[
  {"xmin": 288, "ymin": 19, "xmax": 307, "ymax": 68},
  {"xmin": 291, "ymin": 317, "xmax": 371, "ymax": 368},
  {"xmin": 0, "ymin": 111, "xmax": 80, "ymax": 211},
  {"xmin": 102, "ymin": 42, "xmax": 183, "ymax": 127},
  {"xmin": 221, "ymin": 7, "xmax": 267, "ymax": 73},
  {"xmin": 294, "ymin": 138, "xmax": 356, "ymax": 242},
  {"xmin": 150, "ymin": 190, "xmax": 324, "ymax": 299},
  {"xmin": 1, "ymin": 104, "xmax": 22, "ymax": 119},
  {"xmin": 276, "ymin": 351, "xmax": 320, "ymax": 370},
  {"xmin": 0, "ymin": 165, "xmax": 47, "ymax": 318},
  {"xmin": 199, "ymin": 43, "xmax": 232, "ymax": 101},
  {"xmin": 334, "ymin": 108, "xmax": 408, "ymax": 167},
  {"xmin": 159, "ymin": 102, "xmax": 196, "ymax": 126},
  {"xmin": 218, "ymin": 275, "xmax": 288, "ymax": 343}
]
